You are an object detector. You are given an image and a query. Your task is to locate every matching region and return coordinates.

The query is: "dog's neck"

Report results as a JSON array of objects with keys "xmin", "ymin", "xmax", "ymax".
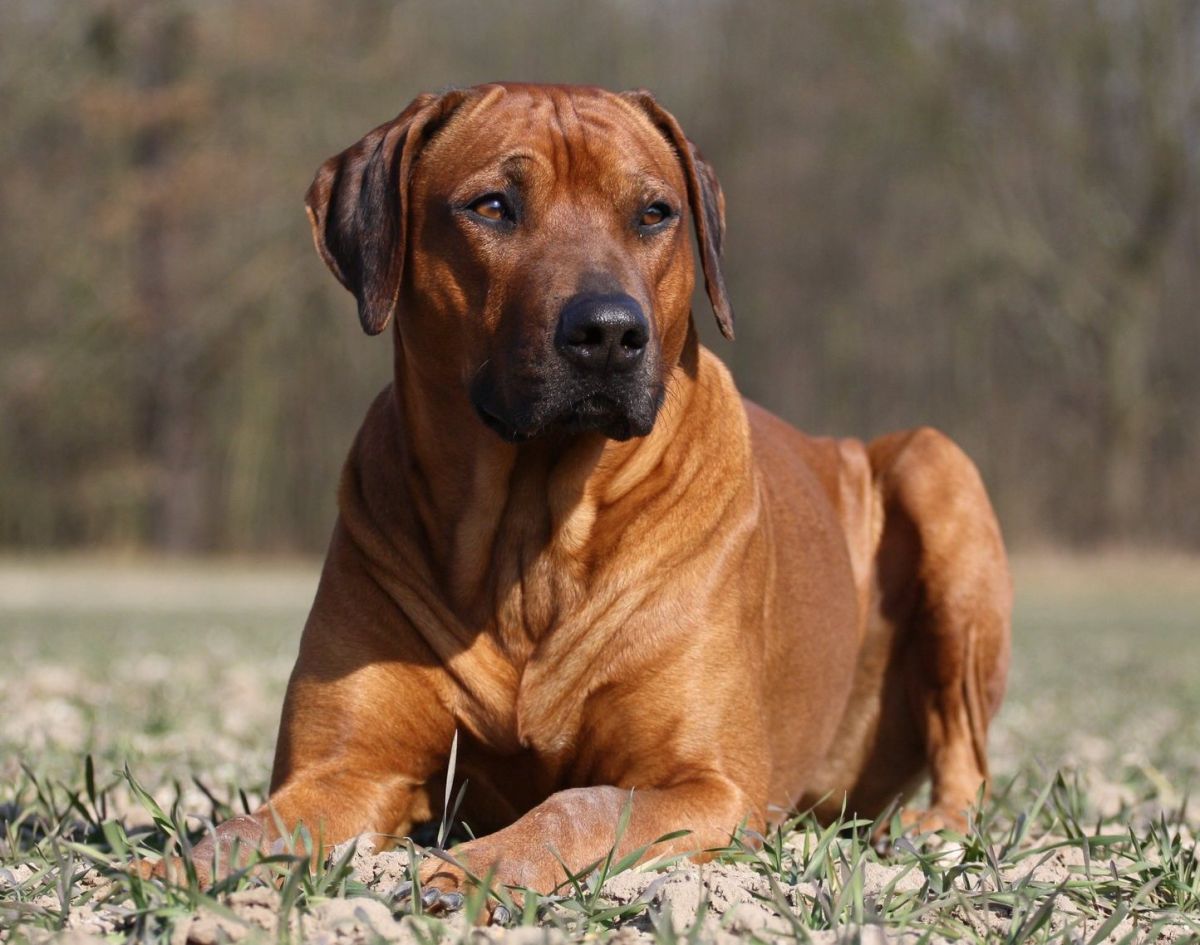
[{"xmin": 369, "ymin": 328, "xmax": 703, "ymax": 641}]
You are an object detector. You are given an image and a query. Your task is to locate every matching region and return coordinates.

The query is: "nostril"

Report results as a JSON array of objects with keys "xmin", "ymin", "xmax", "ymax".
[
  {"xmin": 556, "ymin": 292, "xmax": 650, "ymax": 373},
  {"xmin": 620, "ymin": 328, "xmax": 647, "ymax": 351}
]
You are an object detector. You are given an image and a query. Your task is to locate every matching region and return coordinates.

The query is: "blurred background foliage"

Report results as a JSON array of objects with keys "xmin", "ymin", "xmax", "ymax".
[{"xmin": 1, "ymin": 0, "xmax": 1197, "ymax": 553}]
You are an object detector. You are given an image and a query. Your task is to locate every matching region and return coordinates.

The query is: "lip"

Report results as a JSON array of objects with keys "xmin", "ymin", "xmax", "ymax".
[
  {"xmin": 474, "ymin": 392, "xmax": 632, "ymax": 443},
  {"xmin": 476, "ymin": 403, "xmax": 536, "ymax": 443},
  {"xmin": 564, "ymin": 392, "xmax": 621, "ymax": 421},
  {"xmin": 558, "ymin": 393, "xmax": 640, "ymax": 440}
]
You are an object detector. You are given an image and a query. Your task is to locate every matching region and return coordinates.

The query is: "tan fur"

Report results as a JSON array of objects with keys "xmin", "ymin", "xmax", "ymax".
[{"xmin": 155, "ymin": 84, "xmax": 1011, "ymax": 917}]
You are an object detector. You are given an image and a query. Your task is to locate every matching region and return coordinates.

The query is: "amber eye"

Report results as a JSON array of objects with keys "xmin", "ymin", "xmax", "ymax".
[
  {"xmin": 468, "ymin": 193, "xmax": 512, "ymax": 223},
  {"xmin": 639, "ymin": 202, "xmax": 672, "ymax": 228}
]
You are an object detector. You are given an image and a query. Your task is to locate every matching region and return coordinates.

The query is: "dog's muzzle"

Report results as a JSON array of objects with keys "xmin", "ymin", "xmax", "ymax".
[{"xmin": 472, "ymin": 292, "xmax": 663, "ymax": 443}]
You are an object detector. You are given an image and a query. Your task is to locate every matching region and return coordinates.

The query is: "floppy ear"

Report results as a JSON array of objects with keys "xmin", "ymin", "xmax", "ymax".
[
  {"xmin": 304, "ymin": 90, "xmax": 468, "ymax": 335},
  {"xmin": 622, "ymin": 89, "xmax": 735, "ymax": 340}
]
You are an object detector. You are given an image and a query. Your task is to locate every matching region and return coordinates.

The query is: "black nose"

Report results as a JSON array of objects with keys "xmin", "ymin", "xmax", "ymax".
[{"xmin": 555, "ymin": 293, "xmax": 649, "ymax": 375}]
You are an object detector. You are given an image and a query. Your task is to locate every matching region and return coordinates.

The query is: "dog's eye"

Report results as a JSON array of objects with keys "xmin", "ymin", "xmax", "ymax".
[
  {"xmin": 639, "ymin": 202, "xmax": 672, "ymax": 229},
  {"xmin": 468, "ymin": 194, "xmax": 512, "ymax": 223}
]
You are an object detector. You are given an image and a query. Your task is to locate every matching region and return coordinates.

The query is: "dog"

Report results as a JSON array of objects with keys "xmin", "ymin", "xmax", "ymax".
[{"xmin": 158, "ymin": 83, "xmax": 1011, "ymax": 919}]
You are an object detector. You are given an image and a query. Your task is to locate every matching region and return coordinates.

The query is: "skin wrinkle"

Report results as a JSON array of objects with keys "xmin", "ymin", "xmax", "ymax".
[
  {"xmin": 397, "ymin": 365, "xmax": 480, "ymax": 572},
  {"xmin": 334, "ymin": 404, "xmax": 524, "ymax": 748},
  {"xmin": 549, "ymin": 90, "xmax": 573, "ymax": 182},
  {"xmin": 505, "ymin": 358, "xmax": 755, "ymax": 748},
  {"xmin": 516, "ymin": 454, "xmax": 764, "ymax": 756},
  {"xmin": 599, "ymin": 353, "xmax": 698, "ymax": 507},
  {"xmin": 571, "ymin": 96, "xmax": 594, "ymax": 182},
  {"xmin": 450, "ymin": 445, "xmax": 510, "ymax": 612},
  {"xmin": 350, "ymin": 523, "xmax": 517, "ymax": 741}
]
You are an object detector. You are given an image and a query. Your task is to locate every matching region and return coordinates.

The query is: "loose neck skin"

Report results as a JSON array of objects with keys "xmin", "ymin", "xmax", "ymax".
[{"xmin": 384, "ymin": 323, "xmax": 704, "ymax": 630}]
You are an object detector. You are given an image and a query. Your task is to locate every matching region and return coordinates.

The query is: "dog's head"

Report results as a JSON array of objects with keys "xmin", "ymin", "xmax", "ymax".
[{"xmin": 305, "ymin": 83, "xmax": 732, "ymax": 442}]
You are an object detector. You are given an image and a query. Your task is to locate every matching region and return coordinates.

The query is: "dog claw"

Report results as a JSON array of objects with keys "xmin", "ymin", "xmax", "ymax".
[
  {"xmin": 394, "ymin": 882, "xmax": 455, "ymax": 914},
  {"xmin": 491, "ymin": 904, "xmax": 512, "ymax": 926},
  {"xmin": 437, "ymin": 892, "xmax": 464, "ymax": 913}
]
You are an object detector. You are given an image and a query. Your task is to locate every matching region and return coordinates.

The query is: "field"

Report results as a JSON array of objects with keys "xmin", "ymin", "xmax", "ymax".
[{"xmin": 1, "ymin": 554, "xmax": 1198, "ymax": 943}]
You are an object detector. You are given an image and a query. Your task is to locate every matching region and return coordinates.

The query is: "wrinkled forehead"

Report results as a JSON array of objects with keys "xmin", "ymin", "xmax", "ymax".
[{"xmin": 415, "ymin": 85, "xmax": 686, "ymax": 197}]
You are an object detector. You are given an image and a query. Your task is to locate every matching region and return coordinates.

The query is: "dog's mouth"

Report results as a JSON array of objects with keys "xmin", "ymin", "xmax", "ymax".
[
  {"xmin": 559, "ymin": 393, "xmax": 629, "ymax": 436},
  {"xmin": 474, "ymin": 390, "xmax": 660, "ymax": 443}
]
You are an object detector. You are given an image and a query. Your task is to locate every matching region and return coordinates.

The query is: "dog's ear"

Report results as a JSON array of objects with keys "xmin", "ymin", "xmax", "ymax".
[
  {"xmin": 622, "ymin": 89, "xmax": 734, "ymax": 340},
  {"xmin": 305, "ymin": 90, "xmax": 468, "ymax": 335}
]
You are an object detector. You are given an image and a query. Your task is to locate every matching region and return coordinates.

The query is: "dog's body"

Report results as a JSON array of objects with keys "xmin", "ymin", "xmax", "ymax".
[{"xmin": 173, "ymin": 84, "xmax": 1011, "ymax": 909}]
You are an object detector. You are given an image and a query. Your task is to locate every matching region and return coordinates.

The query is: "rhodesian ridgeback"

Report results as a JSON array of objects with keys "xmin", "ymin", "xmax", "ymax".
[{"xmin": 157, "ymin": 83, "xmax": 1011, "ymax": 917}]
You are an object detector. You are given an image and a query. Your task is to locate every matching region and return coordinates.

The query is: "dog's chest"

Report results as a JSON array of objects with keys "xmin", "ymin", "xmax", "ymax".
[
  {"xmin": 445, "ymin": 551, "xmax": 596, "ymax": 755},
  {"xmin": 446, "ymin": 635, "xmax": 593, "ymax": 768},
  {"xmin": 445, "ymin": 493, "xmax": 643, "ymax": 759}
]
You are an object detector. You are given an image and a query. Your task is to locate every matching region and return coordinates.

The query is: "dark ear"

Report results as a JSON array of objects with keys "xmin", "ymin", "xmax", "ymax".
[
  {"xmin": 622, "ymin": 89, "xmax": 734, "ymax": 340},
  {"xmin": 304, "ymin": 90, "xmax": 468, "ymax": 335}
]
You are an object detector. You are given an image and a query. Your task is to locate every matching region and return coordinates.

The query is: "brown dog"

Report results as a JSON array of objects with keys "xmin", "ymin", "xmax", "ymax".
[{"xmin": 166, "ymin": 83, "xmax": 1011, "ymax": 913}]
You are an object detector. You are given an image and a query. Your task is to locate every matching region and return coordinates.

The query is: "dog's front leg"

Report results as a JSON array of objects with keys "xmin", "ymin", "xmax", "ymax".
[
  {"xmin": 419, "ymin": 778, "xmax": 757, "ymax": 922},
  {"xmin": 146, "ymin": 766, "xmax": 423, "ymax": 886}
]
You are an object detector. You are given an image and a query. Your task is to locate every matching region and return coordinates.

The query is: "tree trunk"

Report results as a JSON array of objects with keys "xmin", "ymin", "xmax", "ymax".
[{"xmin": 131, "ymin": 6, "xmax": 203, "ymax": 551}]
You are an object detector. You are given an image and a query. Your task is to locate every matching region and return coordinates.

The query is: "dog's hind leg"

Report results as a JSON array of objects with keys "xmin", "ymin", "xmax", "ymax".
[{"xmin": 865, "ymin": 427, "xmax": 1012, "ymax": 833}]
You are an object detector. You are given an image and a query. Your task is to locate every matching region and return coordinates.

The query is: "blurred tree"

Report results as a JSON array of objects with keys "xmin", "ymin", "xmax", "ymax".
[
  {"xmin": 0, "ymin": 0, "xmax": 1196, "ymax": 552},
  {"xmin": 126, "ymin": 2, "xmax": 203, "ymax": 549}
]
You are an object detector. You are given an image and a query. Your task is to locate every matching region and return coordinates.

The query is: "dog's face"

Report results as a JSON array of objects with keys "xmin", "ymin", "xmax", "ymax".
[{"xmin": 305, "ymin": 83, "xmax": 732, "ymax": 443}]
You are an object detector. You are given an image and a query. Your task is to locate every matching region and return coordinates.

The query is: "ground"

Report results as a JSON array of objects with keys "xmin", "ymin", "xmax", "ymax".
[{"xmin": 1, "ymin": 554, "xmax": 1198, "ymax": 944}]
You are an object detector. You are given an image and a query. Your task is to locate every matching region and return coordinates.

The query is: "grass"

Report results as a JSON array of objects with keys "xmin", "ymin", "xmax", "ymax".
[{"xmin": 1, "ymin": 553, "xmax": 1198, "ymax": 943}]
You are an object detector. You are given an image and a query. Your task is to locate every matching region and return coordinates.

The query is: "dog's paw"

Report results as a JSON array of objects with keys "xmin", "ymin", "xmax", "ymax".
[
  {"xmin": 130, "ymin": 858, "xmax": 160, "ymax": 882},
  {"xmin": 132, "ymin": 815, "xmax": 266, "ymax": 889},
  {"xmin": 130, "ymin": 852, "xmax": 212, "ymax": 887},
  {"xmin": 873, "ymin": 805, "xmax": 970, "ymax": 854},
  {"xmin": 398, "ymin": 852, "xmax": 518, "ymax": 925},
  {"xmin": 898, "ymin": 806, "xmax": 969, "ymax": 836},
  {"xmin": 393, "ymin": 880, "xmax": 467, "ymax": 917}
]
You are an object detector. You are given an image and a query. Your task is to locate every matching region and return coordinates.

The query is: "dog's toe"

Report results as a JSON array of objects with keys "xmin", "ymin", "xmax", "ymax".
[
  {"xmin": 872, "ymin": 805, "xmax": 972, "ymax": 854},
  {"xmin": 398, "ymin": 886, "xmax": 468, "ymax": 916},
  {"xmin": 900, "ymin": 806, "xmax": 969, "ymax": 836},
  {"xmin": 436, "ymin": 892, "xmax": 465, "ymax": 914}
]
